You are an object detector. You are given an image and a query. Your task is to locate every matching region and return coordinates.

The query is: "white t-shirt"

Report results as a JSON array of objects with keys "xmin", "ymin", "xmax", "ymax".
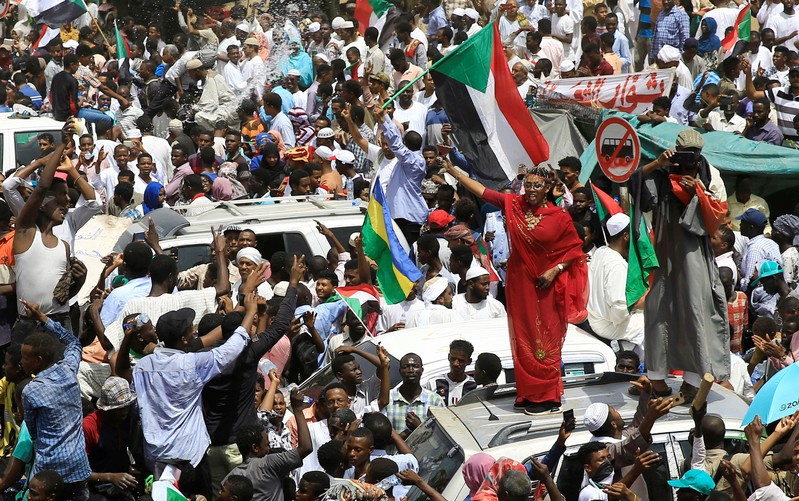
[
  {"xmin": 552, "ymin": 14, "xmax": 575, "ymax": 61},
  {"xmin": 392, "ymin": 100, "xmax": 429, "ymax": 138},
  {"xmin": 426, "ymin": 374, "xmax": 475, "ymax": 406}
]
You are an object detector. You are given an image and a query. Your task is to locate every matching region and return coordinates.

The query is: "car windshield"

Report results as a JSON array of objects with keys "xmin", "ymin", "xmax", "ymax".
[
  {"xmin": 297, "ymin": 341, "xmax": 401, "ymax": 400},
  {"xmin": 15, "ymin": 131, "xmax": 61, "ymax": 168},
  {"xmin": 405, "ymin": 417, "xmax": 464, "ymax": 500}
]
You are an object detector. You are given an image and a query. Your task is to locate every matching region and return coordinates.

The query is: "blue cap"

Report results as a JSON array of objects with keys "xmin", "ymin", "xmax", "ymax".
[
  {"xmin": 735, "ymin": 208, "xmax": 768, "ymax": 227},
  {"xmin": 751, "ymin": 260, "xmax": 784, "ymax": 286},
  {"xmin": 668, "ymin": 470, "xmax": 715, "ymax": 496}
]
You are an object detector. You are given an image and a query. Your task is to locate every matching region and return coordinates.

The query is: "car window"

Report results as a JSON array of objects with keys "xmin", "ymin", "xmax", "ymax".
[
  {"xmin": 172, "ymin": 244, "xmax": 212, "ymax": 273},
  {"xmin": 330, "ymin": 226, "xmax": 361, "ymax": 250},
  {"xmin": 406, "ymin": 417, "xmax": 465, "ymax": 501},
  {"xmin": 284, "ymin": 232, "xmax": 312, "ymax": 257},
  {"xmin": 15, "ymin": 131, "xmax": 61, "ymax": 168},
  {"xmin": 254, "ymin": 233, "xmax": 286, "ymax": 261},
  {"xmin": 297, "ymin": 341, "xmax": 401, "ymax": 400},
  {"xmin": 675, "ymin": 432, "xmax": 748, "ymax": 476}
]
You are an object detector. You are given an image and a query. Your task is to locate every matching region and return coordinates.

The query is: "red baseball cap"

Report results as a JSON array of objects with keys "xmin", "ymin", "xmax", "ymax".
[{"xmin": 428, "ymin": 210, "xmax": 455, "ymax": 229}]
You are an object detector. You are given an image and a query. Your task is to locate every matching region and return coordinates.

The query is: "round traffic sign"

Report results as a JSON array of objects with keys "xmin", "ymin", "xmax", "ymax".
[{"xmin": 595, "ymin": 117, "xmax": 641, "ymax": 183}]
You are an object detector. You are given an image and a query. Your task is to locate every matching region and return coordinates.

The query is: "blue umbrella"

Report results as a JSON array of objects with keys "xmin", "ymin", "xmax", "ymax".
[{"xmin": 742, "ymin": 362, "xmax": 799, "ymax": 426}]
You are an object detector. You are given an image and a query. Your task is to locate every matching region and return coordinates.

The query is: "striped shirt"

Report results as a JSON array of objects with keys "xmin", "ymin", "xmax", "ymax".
[
  {"xmin": 651, "ymin": 7, "xmax": 690, "ymax": 60},
  {"xmin": 765, "ymin": 86, "xmax": 799, "ymax": 135},
  {"xmin": 741, "ymin": 235, "xmax": 783, "ymax": 291},
  {"xmin": 383, "ymin": 385, "xmax": 445, "ymax": 434}
]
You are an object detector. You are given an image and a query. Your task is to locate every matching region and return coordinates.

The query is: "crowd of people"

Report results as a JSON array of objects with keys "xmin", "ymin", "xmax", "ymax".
[{"xmin": 0, "ymin": 0, "xmax": 792, "ymax": 500}]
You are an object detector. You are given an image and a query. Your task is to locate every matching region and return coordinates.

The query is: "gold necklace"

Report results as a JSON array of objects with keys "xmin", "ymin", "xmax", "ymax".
[{"xmin": 524, "ymin": 203, "xmax": 547, "ymax": 231}]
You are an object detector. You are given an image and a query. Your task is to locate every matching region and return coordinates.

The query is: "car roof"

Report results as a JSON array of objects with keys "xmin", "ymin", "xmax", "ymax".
[
  {"xmin": 0, "ymin": 113, "xmax": 63, "ymax": 131},
  {"xmin": 364, "ymin": 318, "xmax": 616, "ymax": 365},
  {"xmin": 439, "ymin": 373, "xmax": 750, "ymax": 451}
]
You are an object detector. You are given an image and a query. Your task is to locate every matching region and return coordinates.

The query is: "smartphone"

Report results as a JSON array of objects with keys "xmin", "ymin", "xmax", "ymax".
[
  {"xmin": 670, "ymin": 151, "xmax": 695, "ymax": 168},
  {"xmin": 133, "ymin": 232, "xmax": 145, "ymax": 241},
  {"xmin": 563, "ymin": 409, "xmax": 575, "ymax": 432},
  {"xmin": 669, "ymin": 391, "xmax": 686, "ymax": 408}
]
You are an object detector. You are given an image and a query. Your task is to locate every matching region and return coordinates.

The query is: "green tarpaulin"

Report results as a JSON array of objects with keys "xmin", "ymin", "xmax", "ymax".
[{"xmin": 579, "ymin": 110, "xmax": 799, "ymax": 185}]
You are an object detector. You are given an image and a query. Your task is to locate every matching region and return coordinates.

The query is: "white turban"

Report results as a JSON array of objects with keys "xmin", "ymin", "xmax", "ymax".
[
  {"xmin": 236, "ymin": 247, "xmax": 263, "ymax": 266},
  {"xmin": 657, "ymin": 44, "xmax": 681, "ymax": 64},
  {"xmin": 236, "ymin": 22, "xmax": 251, "ymax": 33},
  {"xmin": 422, "ymin": 277, "xmax": 450, "ymax": 303}
]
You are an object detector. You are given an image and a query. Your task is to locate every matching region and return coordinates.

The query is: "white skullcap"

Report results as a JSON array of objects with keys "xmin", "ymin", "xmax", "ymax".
[
  {"xmin": 464, "ymin": 8, "xmax": 480, "ymax": 20},
  {"xmin": 423, "ymin": 276, "xmax": 450, "ymax": 303},
  {"xmin": 465, "ymin": 266, "xmax": 490, "ymax": 281},
  {"xmin": 168, "ymin": 119, "xmax": 183, "ymax": 129},
  {"xmin": 308, "ymin": 21, "xmax": 321, "ymax": 33},
  {"xmin": 236, "ymin": 247, "xmax": 263, "ymax": 266},
  {"xmin": 273, "ymin": 281, "xmax": 289, "ymax": 297},
  {"xmin": 340, "ymin": 20, "xmax": 355, "ymax": 29},
  {"xmin": 127, "ymin": 128, "xmax": 142, "ymax": 139},
  {"xmin": 331, "ymin": 16, "xmax": 346, "ymax": 29},
  {"xmin": 63, "ymin": 39, "xmax": 79, "ymax": 49},
  {"xmin": 657, "ymin": 44, "xmax": 681, "ymax": 63},
  {"xmin": 287, "ymin": 69, "xmax": 302, "ymax": 77},
  {"xmin": 317, "ymin": 127, "xmax": 335, "ymax": 139},
  {"xmin": 606, "ymin": 213, "xmax": 630, "ymax": 237},
  {"xmin": 314, "ymin": 52, "xmax": 331, "ymax": 63},
  {"xmin": 332, "ymin": 149, "xmax": 356, "ymax": 164},
  {"xmin": 584, "ymin": 403, "xmax": 610, "ymax": 432},
  {"xmin": 559, "ymin": 60, "xmax": 575, "ymax": 73},
  {"xmin": 315, "ymin": 145, "xmax": 333, "ymax": 161},
  {"xmin": 236, "ymin": 22, "xmax": 251, "ymax": 32},
  {"xmin": 452, "ymin": 7, "xmax": 466, "ymax": 17},
  {"xmin": 186, "ymin": 59, "xmax": 203, "ymax": 70}
]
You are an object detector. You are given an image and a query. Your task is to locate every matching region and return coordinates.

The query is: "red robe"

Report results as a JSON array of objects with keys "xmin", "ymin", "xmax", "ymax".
[{"xmin": 483, "ymin": 189, "xmax": 588, "ymax": 403}]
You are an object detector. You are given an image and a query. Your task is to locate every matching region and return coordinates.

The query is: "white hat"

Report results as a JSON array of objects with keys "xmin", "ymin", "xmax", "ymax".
[
  {"xmin": 606, "ymin": 213, "xmax": 630, "ymax": 237},
  {"xmin": 273, "ymin": 281, "xmax": 289, "ymax": 297},
  {"xmin": 657, "ymin": 44, "xmax": 681, "ymax": 63},
  {"xmin": 287, "ymin": 69, "xmax": 302, "ymax": 77},
  {"xmin": 332, "ymin": 149, "xmax": 356, "ymax": 164},
  {"xmin": 465, "ymin": 266, "xmax": 489, "ymax": 281},
  {"xmin": 63, "ymin": 39, "xmax": 79, "ymax": 50},
  {"xmin": 244, "ymin": 37, "xmax": 260, "ymax": 46},
  {"xmin": 348, "ymin": 232, "xmax": 360, "ymax": 247},
  {"xmin": 340, "ymin": 20, "xmax": 355, "ymax": 29},
  {"xmin": 127, "ymin": 128, "xmax": 142, "ymax": 139},
  {"xmin": 464, "ymin": 8, "xmax": 480, "ymax": 20},
  {"xmin": 317, "ymin": 127, "xmax": 335, "ymax": 139},
  {"xmin": 315, "ymin": 145, "xmax": 333, "ymax": 161},
  {"xmin": 314, "ymin": 52, "xmax": 331, "ymax": 63},
  {"xmin": 186, "ymin": 58, "xmax": 203, "ymax": 70},
  {"xmin": 308, "ymin": 21, "xmax": 321, "ymax": 33},
  {"xmin": 236, "ymin": 247, "xmax": 263, "ymax": 266},
  {"xmin": 236, "ymin": 22, "xmax": 251, "ymax": 32},
  {"xmin": 559, "ymin": 60, "xmax": 575, "ymax": 73},
  {"xmin": 584, "ymin": 402, "xmax": 610, "ymax": 432},
  {"xmin": 331, "ymin": 16, "xmax": 346, "ymax": 29},
  {"xmin": 452, "ymin": 7, "xmax": 466, "ymax": 17},
  {"xmin": 168, "ymin": 119, "xmax": 183, "ymax": 129},
  {"xmin": 422, "ymin": 276, "xmax": 450, "ymax": 303}
]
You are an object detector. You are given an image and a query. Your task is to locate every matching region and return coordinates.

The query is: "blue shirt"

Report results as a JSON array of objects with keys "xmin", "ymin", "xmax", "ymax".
[
  {"xmin": 272, "ymin": 86, "xmax": 296, "ymax": 114},
  {"xmin": 22, "ymin": 320, "xmax": 92, "ymax": 483},
  {"xmin": 133, "ymin": 327, "xmax": 250, "ymax": 467},
  {"xmin": 425, "ymin": 5, "xmax": 449, "ymax": 36},
  {"xmin": 100, "ymin": 276, "xmax": 153, "ymax": 327},
  {"xmin": 613, "ymin": 31, "xmax": 632, "ymax": 72},
  {"xmin": 270, "ymin": 112, "xmax": 297, "ymax": 148},
  {"xmin": 382, "ymin": 117, "xmax": 428, "ymax": 225},
  {"xmin": 651, "ymin": 7, "xmax": 690, "ymax": 60}
]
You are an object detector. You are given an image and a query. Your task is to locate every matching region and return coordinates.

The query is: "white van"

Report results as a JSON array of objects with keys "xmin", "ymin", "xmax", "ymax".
[
  {"xmin": 403, "ymin": 373, "xmax": 750, "ymax": 501},
  {"xmin": 0, "ymin": 113, "xmax": 64, "ymax": 174},
  {"xmin": 297, "ymin": 318, "xmax": 617, "ymax": 400}
]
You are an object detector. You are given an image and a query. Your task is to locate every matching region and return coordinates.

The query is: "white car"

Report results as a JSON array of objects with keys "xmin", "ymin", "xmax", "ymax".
[
  {"xmin": 0, "ymin": 113, "xmax": 64, "ymax": 174},
  {"xmin": 297, "ymin": 318, "xmax": 617, "ymax": 400},
  {"xmin": 403, "ymin": 373, "xmax": 750, "ymax": 501}
]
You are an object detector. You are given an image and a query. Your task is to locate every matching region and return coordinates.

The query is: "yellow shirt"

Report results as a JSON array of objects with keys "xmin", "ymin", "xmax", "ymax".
[{"xmin": 727, "ymin": 193, "xmax": 771, "ymax": 234}]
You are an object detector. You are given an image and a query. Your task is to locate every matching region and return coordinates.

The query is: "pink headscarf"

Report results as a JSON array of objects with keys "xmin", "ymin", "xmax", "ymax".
[
  {"xmin": 267, "ymin": 129, "xmax": 287, "ymax": 159},
  {"xmin": 212, "ymin": 177, "xmax": 233, "ymax": 201},
  {"xmin": 472, "ymin": 458, "xmax": 527, "ymax": 501},
  {"xmin": 463, "ymin": 453, "xmax": 496, "ymax": 497}
]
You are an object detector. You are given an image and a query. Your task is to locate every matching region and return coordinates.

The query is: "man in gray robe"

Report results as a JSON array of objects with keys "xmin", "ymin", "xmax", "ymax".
[
  {"xmin": 634, "ymin": 128, "xmax": 730, "ymax": 398},
  {"xmin": 186, "ymin": 59, "xmax": 240, "ymax": 132}
]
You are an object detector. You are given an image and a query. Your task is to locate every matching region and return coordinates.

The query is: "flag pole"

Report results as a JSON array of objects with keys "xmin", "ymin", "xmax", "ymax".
[
  {"xmin": 77, "ymin": 0, "xmax": 112, "ymax": 49},
  {"xmin": 380, "ymin": 21, "xmax": 494, "ymax": 109}
]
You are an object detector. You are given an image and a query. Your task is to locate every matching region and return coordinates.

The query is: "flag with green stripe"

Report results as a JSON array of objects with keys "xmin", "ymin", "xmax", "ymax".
[{"xmin": 21, "ymin": 0, "xmax": 86, "ymax": 28}]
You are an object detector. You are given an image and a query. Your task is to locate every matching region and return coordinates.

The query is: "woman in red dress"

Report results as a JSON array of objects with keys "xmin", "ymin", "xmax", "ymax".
[{"xmin": 445, "ymin": 164, "xmax": 588, "ymax": 414}]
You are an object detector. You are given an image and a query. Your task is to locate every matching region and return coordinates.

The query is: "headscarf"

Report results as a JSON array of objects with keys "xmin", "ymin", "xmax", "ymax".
[
  {"xmin": 278, "ymin": 39, "xmax": 315, "ymax": 88},
  {"xmin": 267, "ymin": 129, "xmax": 287, "ymax": 158},
  {"xmin": 444, "ymin": 224, "xmax": 475, "ymax": 246},
  {"xmin": 472, "ymin": 458, "xmax": 527, "ymax": 501},
  {"xmin": 212, "ymin": 177, "xmax": 234, "ymax": 201},
  {"xmin": 142, "ymin": 182, "xmax": 164, "ymax": 214},
  {"xmin": 257, "ymin": 142, "xmax": 286, "ymax": 173},
  {"xmin": 773, "ymin": 215, "xmax": 799, "ymax": 240},
  {"xmin": 697, "ymin": 17, "xmax": 720, "ymax": 55},
  {"xmin": 218, "ymin": 162, "xmax": 249, "ymax": 199},
  {"xmin": 254, "ymin": 30, "xmax": 270, "ymax": 61},
  {"xmin": 288, "ymin": 108, "xmax": 317, "ymax": 146},
  {"xmin": 463, "ymin": 453, "xmax": 496, "ymax": 497},
  {"xmin": 236, "ymin": 247, "xmax": 263, "ymax": 266},
  {"xmin": 422, "ymin": 276, "xmax": 449, "ymax": 304}
]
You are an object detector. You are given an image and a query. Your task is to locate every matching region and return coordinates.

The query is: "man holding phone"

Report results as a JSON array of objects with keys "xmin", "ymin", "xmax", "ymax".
[
  {"xmin": 695, "ymin": 91, "xmax": 746, "ymax": 133},
  {"xmin": 636, "ymin": 129, "xmax": 729, "ymax": 402}
]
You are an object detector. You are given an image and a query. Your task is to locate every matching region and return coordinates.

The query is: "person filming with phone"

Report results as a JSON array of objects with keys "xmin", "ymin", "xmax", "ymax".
[{"xmin": 694, "ymin": 90, "xmax": 746, "ymax": 134}]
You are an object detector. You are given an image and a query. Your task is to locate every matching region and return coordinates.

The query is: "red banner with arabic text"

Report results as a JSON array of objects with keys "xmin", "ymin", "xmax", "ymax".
[{"xmin": 538, "ymin": 69, "xmax": 675, "ymax": 115}]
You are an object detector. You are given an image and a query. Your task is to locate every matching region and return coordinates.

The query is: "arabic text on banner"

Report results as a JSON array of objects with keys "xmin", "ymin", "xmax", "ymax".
[{"xmin": 538, "ymin": 69, "xmax": 676, "ymax": 115}]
